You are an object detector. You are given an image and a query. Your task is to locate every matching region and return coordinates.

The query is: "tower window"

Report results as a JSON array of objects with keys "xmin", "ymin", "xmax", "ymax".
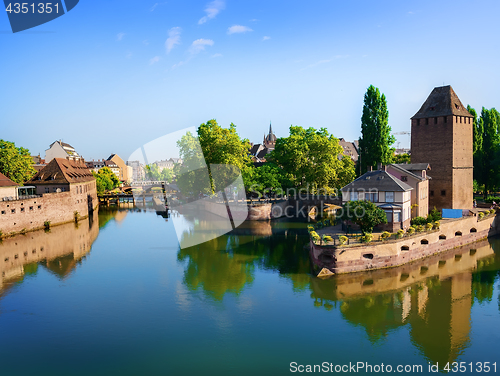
[
  {"xmin": 444, "ymin": 116, "xmax": 447, "ymax": 123},
  {"xmin": 434, "ymin": 117, "xmax": 437, "ymax": 124},
  {"xmin": 425, "ymin": 118, "xmax": 429, "ymax": 125},
  {"xmin": 417, "ymin": 119, "xmax": 420, "ymax": 126},
  {"xmin": 441, "ymin": 190, "xmax": 446, "ymax": 196},
  {"xmin": 430, "ymin": 190, "xmax": 434, "ymax": 196}
]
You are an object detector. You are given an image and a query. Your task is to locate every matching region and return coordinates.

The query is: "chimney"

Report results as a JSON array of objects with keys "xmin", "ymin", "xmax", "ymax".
[
  {"xmin": 368, "ymin": 166, "xmax": 373, "ymax": 172},
  {"xmin": 383, "ymin": 165, "xmax": 387, "ymax": 172},
  {"xmin": 377, "ymin": 163, "xmax": 382, "ymax": 170}
]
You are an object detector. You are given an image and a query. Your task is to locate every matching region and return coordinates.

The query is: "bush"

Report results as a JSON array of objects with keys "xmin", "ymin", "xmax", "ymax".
[
  {"xmin": 74, "ymin": 211, "xmax": 80, "ymax": 222},
  {"xmin": 484, "ymin": 196, "xmax": 500, "ymax": 203},
  {"xmin": 478, "ymin": 212, "xmax": 485, "ymax": 219},
  {"xmin": 407, "ymin": 227, "xmax": 415, "ymax": 235},
  {"xmin": 425, "ymin": 223, "xmax": 433, "ymax": 231},
  {"xmin": 380, "ymin": 231, "xmax": 391, "ymax": 241},
  {"xmin": 361, "ymin": 233, "xmax": 373, "ymax": 243},
  {"xmin": 322, "ymin": 235, "xmax": 333, "ymax": 243},
  {"xmin": 339, "ymin": 235, "xmax": 348, "ymax": 245},
  {"xmin": 427, "ymin": 207, "xmax": 442, "ymax": 222},
  {"xmin": 411, "ymin": 216, "xmax": 427, "ymax": 226},
  {"xmin": 433, "ymin": 221, "xmax": 440, "ymax": 230},
  {"xmin": 416, "ymin": 225, "xmax": 425, "ymax": 232},
  {"xmin": 490, "ymin": 209, "xmax": 496, "ymax": 215},
  {"xmin": 0, "ymin": 229, "xmax": 3, "ymax": 237},
  {"xmin": 44, "ymin": 221, "xmax": 51, "ymax": 229},
  {"xmin": 310, "ymin": 231, "xmax": 320, "ymax": 243},
  {"xmin": 396, "ymin": 229, "xmax": 405, "ymax": 239},
  {"xmin": 307, "ymin": 225, "xmax": 314, "ymax": 232}
]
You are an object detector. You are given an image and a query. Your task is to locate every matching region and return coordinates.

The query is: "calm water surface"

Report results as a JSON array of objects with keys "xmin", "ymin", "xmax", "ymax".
[{"xmin": 0, "ymin": 209, "xmax": 499, "ymax": 375}]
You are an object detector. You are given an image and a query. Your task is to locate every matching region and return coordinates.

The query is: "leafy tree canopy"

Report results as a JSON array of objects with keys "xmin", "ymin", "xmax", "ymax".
[
  {"xmin": 93, "ymin": 167, "xmax": 120, "ymax": 194},
  {"xmin": 0, "ymin": 139, "xmax": 36, "ymax": 184},
  {"xmin": 145, "ymin": 164, "xmax": 174, "ymax": 183},
  {"xmin": 269, "ymin": 126, "xmax": 356, "ymax": 194},
  {"xmin": 392, "ymin": 153, "xmax": 410, "ymax": 164},
  {"xmin": 340, "ymin": 200, "xmax": 387, "ymax": 234}
]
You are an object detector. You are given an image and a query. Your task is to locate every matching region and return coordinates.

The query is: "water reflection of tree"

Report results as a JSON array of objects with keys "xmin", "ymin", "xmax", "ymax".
[{"xmin": 177, "ymin": 224, "xmax": 312, "ymax": 300}]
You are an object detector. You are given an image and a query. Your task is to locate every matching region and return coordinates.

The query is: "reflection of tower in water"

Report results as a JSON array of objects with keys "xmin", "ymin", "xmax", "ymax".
[{"xmin": 311, "ymin": 239, "xmax": 498, "ymax": 364}]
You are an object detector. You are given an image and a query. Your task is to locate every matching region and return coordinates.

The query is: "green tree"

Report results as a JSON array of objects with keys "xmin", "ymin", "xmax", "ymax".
[
  {"xmin": 392, "ymin": 153, "xmax": 410, "ymax": 164},
  {"xmin": 340, "ymin": 200, "xmax": 387, "ymax": 235},
  {"xmin": 0, "ymin": 140, "xmax": 36, "ymax": 184},
  {"xmin": 197, "ymin": 119, "xmax": 253, "ymax": 193},
  {"xmin": 359, "ymin": 85, "xmax": 395, "ymax": 174},
  {"xmin": 248, "ymin": 163, "xmax": 283, "ymax": 195},
  {"xmin": 474, "ymin": 107, "xmax": 500, "ymax": 197},
  {"xmin": 269, "ymin": 126, "xmax": 355, "ymax": 194},
  {"xmin": 467, "ymin": 105, "xmax": 482, "ymax": 154},
  {"xmin": 92, "ymin": 167, "xmax": 120, "ymax": 194},
  {"xmin": 175, "ymin": 131, "xmax": 209, "ymax": 196}
]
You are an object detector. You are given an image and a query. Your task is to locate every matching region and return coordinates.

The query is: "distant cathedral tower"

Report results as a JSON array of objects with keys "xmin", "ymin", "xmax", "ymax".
[
  {"xmin": 263, "ymin": 122, "xmax": 277, "ymax": 150},
  {"xmin": 411, "ymin": 86, "xmax": 473, "ymax": 210}
]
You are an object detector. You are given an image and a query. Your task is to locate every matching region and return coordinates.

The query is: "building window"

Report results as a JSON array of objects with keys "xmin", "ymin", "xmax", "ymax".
[
  {"xmin": 45, "ymin": 187, "xmax": 49, "ymax": 193},
  {"xmin": 350, "ymin": 192, "xmax": 358, "ymax": 201},
  {"xmin": 21, "ymin": 207, "xmax": 25, "ymax": 212},
  {"xmin": 394, "ymin": 211, "xmax": 401, "ymax": 222},
  {"xmin": 385, "ymin": 192, "xmax": 394, "ymax": 202},
  {"xmin": 366, "ymin": 192, "xmax": 378, "ymax": 203},
  {"xmin": 444, "ymin": 116, "xmax": 447, "ymax": 123},
  {"xmin": 11, "ymin": 209, "xmax": 15, "ymax": 213},
  {"xmin": 430, "ymin": 190, "xmax": 434, "ymax": 196},
  {"xmin": 38, "ymin": 205, "xmax": 41, "ymax": 209},
  {"xmin": 385, "ymin": 210, "xmax": 393, "ymax": 222},
  {"xmin": 425, "ymin": 118, "xmax": 429, "ymax": 125},
  {"xmin": 401, "ymin": 176, "xmax": 408, "ymax": 182},
  {"xmin": 29, "ymin": 206, "xmax": 33, "ymax": 211},
  {"xmin": 1, "ymin": 210, "xmax": 5, "ymax": 215},
  {"xmin": 441, "ymin": 190, "xmax": 446, "ymax": 196},
  {"xmin": 417, "ymin": 119, "xmax": 420, "ymax": 126},
  {"xmin": 434, "ymin": 117, "xmax": 437, "ymax": 124}
]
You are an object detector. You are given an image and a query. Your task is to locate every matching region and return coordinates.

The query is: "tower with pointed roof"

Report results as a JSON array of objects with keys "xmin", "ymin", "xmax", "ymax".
[
  {"xmin": 411, "ymin": 85, "xmax": 473, "ymax": 211},
  {"xmin": 263, "ymin": 122, "xmax": 277, "ymax": 150}
]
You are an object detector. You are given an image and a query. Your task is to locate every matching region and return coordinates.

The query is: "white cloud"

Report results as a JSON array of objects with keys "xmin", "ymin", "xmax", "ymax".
[
  {"xmin": 150, "ymin": 3, "xmax": 158, "ymax": 11},
  {"xmin": 165, "ymin": 27, "xmax": 181, "ymax": 54},
  {"xmin": 227, "ymin": 25, "xmax": 253, "ymax": 35},
  {"xmin": 262, "ymin": 36, "xmax": 270, "ymax": 41},
  {"xmin": 172, "ymin": 61, "xmax": 187, "ymax": 69},
  {"xmin": 190, "ymin": 38, "xmax": 214, "ymax": 54},
  {"xmin": 211, "ymin": 53, "xmax": 222, "ymax": 58},
  {"xmin": 198, "ymin": 0, "xmax": 225, "ymax": 24},
  {"xmin": 300, "ymin": 55, "xmax": 349, "ymax": 70},
  {"xmin": 117, "ymin": 32, "xmax": 125, "ymax": 41},
  {"xmin": 150, "ymin": 56, "xmax": 161, "ymax": 65},
  {"xmin": 249, "ymin": 18, "xmax": 258, "ymax": 22}
]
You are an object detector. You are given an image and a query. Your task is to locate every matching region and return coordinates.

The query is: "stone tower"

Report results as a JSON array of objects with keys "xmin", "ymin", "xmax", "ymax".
[{"xmin": 411, "ymin": 86, "xmax": 473, "ymax": 211}]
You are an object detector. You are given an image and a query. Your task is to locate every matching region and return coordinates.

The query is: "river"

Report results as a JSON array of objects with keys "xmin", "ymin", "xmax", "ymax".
[{"xmin": 0, "ymin": 208, "xmax": 499, "ymax": 375}]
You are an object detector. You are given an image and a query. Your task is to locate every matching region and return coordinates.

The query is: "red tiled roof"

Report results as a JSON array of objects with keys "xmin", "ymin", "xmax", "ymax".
[
  {"xmin": 0, "ymin": 171, "xmax": 18, "ymax": 187},
  {"xmin": 27, "ymin": 158, "xmax": 95, "ymax": 185}
]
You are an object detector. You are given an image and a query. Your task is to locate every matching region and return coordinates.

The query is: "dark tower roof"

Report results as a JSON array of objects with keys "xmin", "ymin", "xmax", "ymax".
[
  {"xmin": 411, "ymin": 85, "xmax": 473, "ymax": 119},
  {"xmin": 265, "ymin": 121, "xmax": 277, "ymax": 143}
]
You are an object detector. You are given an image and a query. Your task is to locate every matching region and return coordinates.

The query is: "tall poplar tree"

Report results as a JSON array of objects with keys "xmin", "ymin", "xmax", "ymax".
[
  {"xmin": 358, "ymin": 85, "xmax": 395, "ymax": 174},
  {"xmin": 474, "ymin": 107, "xmax": 500, "ymax": 197}
]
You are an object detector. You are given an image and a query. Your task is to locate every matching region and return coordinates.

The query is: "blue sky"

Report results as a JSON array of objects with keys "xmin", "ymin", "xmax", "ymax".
[{"xmin": 1, "ymin": 0, "xmax": 499, "ymax": 161}]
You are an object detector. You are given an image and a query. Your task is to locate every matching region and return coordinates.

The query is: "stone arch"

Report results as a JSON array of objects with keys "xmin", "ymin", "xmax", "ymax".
[
  {"xmin": 470, "ymin": 228, "xmax": 477, "ymax": 233},
  {"xmin": 455, "ymin": 231, "xmax": 462, "ymax": 236},
  {"xmin": 421, "ymin": 239, "xmax": 429, "ymax": 245},
  {"xmin": 401, "ymin": 245, "xmax": 410, "ymax": 251},
  {"xmin": 439, "ymin": 234, "xmax": 446, "ymax": 240}
]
